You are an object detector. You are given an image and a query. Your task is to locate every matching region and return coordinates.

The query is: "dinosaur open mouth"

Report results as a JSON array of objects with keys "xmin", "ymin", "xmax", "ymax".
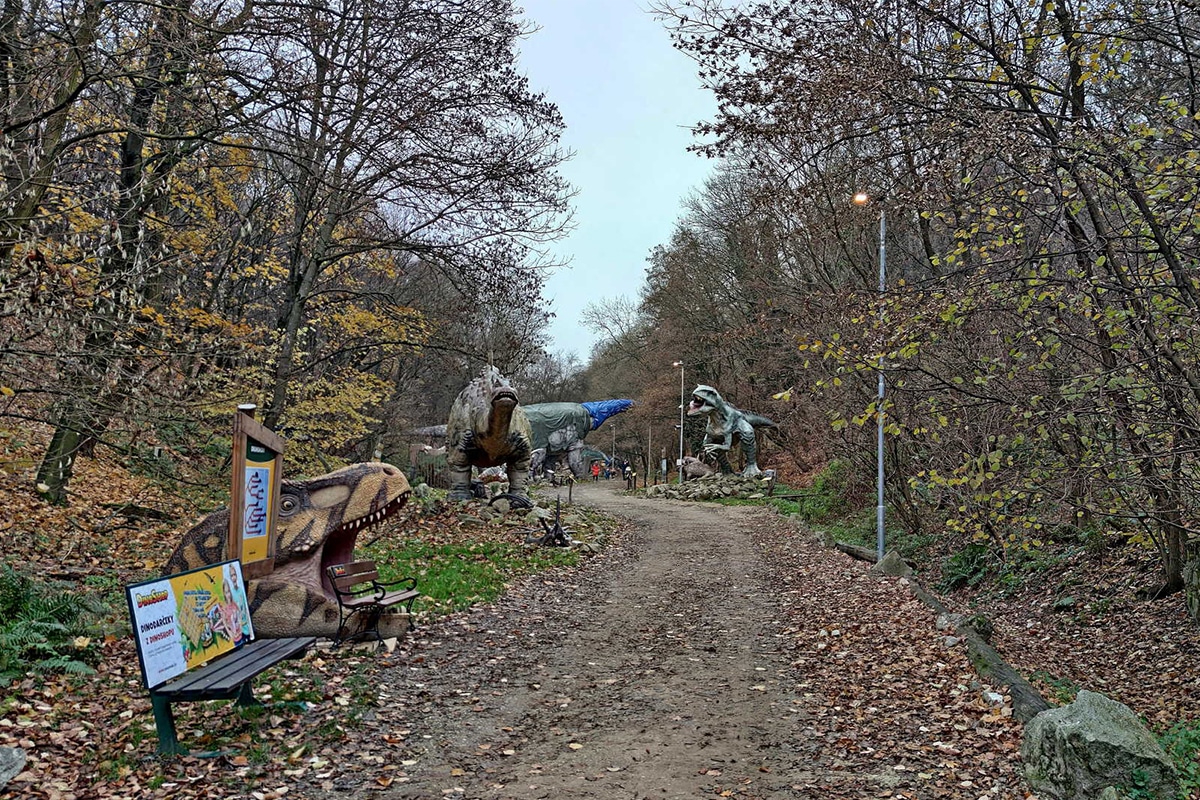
[
  {"xmin": 316, "ymin": 489, "xmax": 412, "ymax": 598},
  {"xmin": 688, "ymin": 395, "xmax": 708, "ymax": 413}
]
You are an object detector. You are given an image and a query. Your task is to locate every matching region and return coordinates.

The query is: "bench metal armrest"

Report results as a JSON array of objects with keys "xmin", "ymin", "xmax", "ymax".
[{"xmin": 375, "ymin": 576, "xmax": 417, "ymax": 595}]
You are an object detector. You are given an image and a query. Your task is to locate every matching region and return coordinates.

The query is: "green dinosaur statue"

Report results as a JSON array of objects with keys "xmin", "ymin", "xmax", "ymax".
[
  {"xmin": 686, "ymin": 384, "xmax": 777, "ymax": 477},
  {"xmin": 445, "ymin": 366, "xmax": 533, "ymax": 506},
  {"xmin": 165, "ymin": 462, "xmax": 412, "ymax": 639},
  {"xmin": 524, "ymin": 399, "xmax": 634, "ymax": 479}
]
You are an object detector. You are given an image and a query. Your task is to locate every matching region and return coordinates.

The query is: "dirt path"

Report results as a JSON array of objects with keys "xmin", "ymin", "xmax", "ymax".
[{"xmin": 305, "ymin": 482, "xmax": 1026, "ymax": 799}]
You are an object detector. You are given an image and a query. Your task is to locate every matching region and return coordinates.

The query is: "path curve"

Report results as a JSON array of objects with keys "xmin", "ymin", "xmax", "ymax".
[{"xmin": 304, "ymin": 481, "xmax": 1025, "ymax": 799}]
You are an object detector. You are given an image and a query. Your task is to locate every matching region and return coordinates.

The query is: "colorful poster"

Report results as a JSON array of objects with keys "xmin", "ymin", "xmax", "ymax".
[
  {"xmin": 242, "ymin": 438, "xmax": 276, "ymax": 563},
  {"xmin": 126, "ymin": 561, "xmax": 254, "ymax": 689}
]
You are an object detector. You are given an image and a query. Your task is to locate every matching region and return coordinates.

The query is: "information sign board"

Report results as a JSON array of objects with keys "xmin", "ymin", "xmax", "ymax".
[{"xmin": 126, "ymin": 560, "xmax": 254, "ymax": 689}]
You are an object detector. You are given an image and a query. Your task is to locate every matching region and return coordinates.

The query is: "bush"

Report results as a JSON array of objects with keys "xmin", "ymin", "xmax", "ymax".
[
  {"xmin": 1158, "ymin": 720, "xmax": 1200, "ymax": 799},
  {"xmin": 0, "ymin": 563, "xmax": 106, "ymax": 685},
  {"xmin": 937, "ymin": 542, "xmax": 993, "ymax": 592},
  {"xmin": 786, "ymin": 460, "xmax": 855, "ymax": 523}
]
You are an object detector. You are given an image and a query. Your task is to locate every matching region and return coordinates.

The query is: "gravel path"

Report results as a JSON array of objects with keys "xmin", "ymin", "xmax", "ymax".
[{"xmin": 305, "ymin": 481, "xmax": 1026, "ymax": 799}]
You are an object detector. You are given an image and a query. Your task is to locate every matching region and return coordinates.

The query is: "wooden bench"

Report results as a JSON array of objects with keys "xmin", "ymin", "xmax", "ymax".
[
  {"xmin": 327, "ymin": 560, "xmax": 419, "ymax": 645},
  {"xmin": 126, "ymin": 560, "xmax": 316, "ymax": 755}
]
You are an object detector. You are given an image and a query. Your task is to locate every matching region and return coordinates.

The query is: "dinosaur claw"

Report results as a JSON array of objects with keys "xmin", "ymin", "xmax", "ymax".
[{"xmin": 488, "ymin": 492, "xmax": 533, "ymax": 509}]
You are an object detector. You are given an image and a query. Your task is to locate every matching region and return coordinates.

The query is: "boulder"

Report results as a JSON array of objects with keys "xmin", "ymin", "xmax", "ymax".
[
  {"xmin": 870, "ymin": 550, "xmax": 913, "ymax": 578},
  {"xmin": 935, "ymin": 612, "xmax": 966, "ymax": 631},
  {"xmin": 0, "ymin": 747, "xmax": 25, "ymax": 792},
  {"xmin": 1021, "ymin": 690, "xmax": 1179, "ymax": 800},
  {"xmin": 524, "ymin": 506, "xmax": 554, "ymax": 523}
]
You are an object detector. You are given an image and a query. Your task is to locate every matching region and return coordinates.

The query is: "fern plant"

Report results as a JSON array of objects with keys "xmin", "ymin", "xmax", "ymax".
[{"xmin": 0, "ymin": 563, "xmax": 106, "ymax": 686}]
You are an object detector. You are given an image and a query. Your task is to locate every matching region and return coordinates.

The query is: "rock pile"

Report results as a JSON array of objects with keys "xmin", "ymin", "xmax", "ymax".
[
  {"xmin": 645, "ymin": 473, "xmax": 773, "ymax": 501},
  {"xmin": 456, "ymin": 499, "xmax": 554, "ymax": 526}
]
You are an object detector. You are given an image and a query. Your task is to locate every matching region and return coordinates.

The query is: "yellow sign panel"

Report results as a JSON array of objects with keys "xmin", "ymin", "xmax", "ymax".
[{"xmin": 241, "ymin": 437, "xmax": 276, "ymax": 564}]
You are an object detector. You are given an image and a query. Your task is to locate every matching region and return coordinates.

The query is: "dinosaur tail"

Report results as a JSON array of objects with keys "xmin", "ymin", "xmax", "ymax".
[{"xmin": 744, "ymin": 412, "xmax": 778, "ymax": 429}]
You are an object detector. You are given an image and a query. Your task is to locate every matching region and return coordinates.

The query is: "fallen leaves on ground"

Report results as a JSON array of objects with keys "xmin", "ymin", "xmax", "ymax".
[{"xmin": 1, "ymin": 431, "xmax": 1197, "ymax": 798}]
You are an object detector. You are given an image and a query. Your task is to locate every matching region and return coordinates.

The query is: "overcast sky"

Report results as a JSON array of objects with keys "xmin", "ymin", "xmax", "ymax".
[{"xmin": 516, "ymin": 1, "xmax": 717, "ymax": 360}]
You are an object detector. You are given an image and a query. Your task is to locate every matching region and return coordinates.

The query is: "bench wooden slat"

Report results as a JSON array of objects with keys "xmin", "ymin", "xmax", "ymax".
[
  {"xmin": 154, "ymin": 637, "xmax": 316, "ymax": 700},
  {"xmin": 332, "ymin": 573, "xmax": 380, "ymax": 592},
  {"xmin": 378, "ymin": 589, "xmax": 419, "ymax": 605},
  {"xmin": 339, "ymin": 589, "xmax": 419, "ymax": 609}
]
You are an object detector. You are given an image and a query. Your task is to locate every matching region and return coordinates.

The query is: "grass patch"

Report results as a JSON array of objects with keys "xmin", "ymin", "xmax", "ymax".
[
  {"xmin": 777, "ymin": 460, "xmax": 856, "ymax": 522},
  {"xmin": 705, "ymin": 462, "xmax": 854, "ymax": 522},
  {"xmin": 363, "ymin": 537, "xmax": 580, "ymax": 618},
  {"xmin": 259, "ymin": 661, "xmax": 324, "ymax": 705},
  {"xmin": 814, "ymin": 506, "xmax": 932, "ymax": 561},
  {"xmin": 704, "ymin": 461, "xmax": 930, "ymax": 562}
]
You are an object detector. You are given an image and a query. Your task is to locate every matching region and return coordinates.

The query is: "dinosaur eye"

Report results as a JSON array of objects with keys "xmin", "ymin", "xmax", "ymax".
[{"xmin": 279, "ymin": 495, "xmax": 300, "ymax": 515}]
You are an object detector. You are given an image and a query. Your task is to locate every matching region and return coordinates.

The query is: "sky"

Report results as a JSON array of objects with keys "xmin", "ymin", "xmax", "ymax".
[{"xmin": 515, "ymin": 1, "xmax": 718, "ymax": 360}]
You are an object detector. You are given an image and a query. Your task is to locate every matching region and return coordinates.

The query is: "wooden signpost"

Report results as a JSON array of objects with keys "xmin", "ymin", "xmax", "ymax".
[{"xmin": 227, "ymin": 404, "xmax": 286, "ymax": 580}]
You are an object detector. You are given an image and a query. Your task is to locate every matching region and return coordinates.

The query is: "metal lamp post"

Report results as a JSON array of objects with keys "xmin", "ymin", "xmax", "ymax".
[
  {"xmin": 672, "ymin": 361, "xmax": 685, "ymax": 483},
  {"xmin": 611, "ymin": 424, "xmax": 616, "ymax": 473},
  {"xmin": 854, "ymin": 192, "xmax": 886, "ymax": 561}
]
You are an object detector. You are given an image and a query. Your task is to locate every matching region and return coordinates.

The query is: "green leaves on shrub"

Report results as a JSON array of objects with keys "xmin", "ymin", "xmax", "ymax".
[
  {"xmin": 1158, "ymin": 720, "xmax": 1200, "ymax": 798},
  {"xmin": 937, "ymin": 542, "xmax": 993, "ymax": 592},
  {"xmin": 786, "ymin": 460, "xmax": 855, "ymax": 523}
]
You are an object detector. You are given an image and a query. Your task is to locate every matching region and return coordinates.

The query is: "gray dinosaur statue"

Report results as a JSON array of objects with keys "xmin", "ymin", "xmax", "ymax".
[
  {"xmin": 525, "ymin": 399, "xmax": 634, "ymax": 479},
  {"xmin": 165, "ymin": 462, "xmax": 412, "ymax": 639},
  {"xmin": 445, "ymin": 366, "xmax": 533, "ymax": 506},
  {"xmin": 686, "ymin": 385, "xmax": 777, "ymax": 477}
]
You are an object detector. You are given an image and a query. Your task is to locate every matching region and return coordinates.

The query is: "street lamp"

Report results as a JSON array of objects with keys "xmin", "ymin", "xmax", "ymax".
[
  {"xmin": 672, "ymin": 360, "xmax": 685, "ymax": 484},
  {"xmin": 854, "ymin": 192, "xmax": 887, "ymax": 561}
]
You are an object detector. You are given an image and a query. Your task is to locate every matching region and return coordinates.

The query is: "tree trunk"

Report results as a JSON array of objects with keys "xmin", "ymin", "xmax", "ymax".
[
  {"xmin": 34, "ymin": 415, "xmax": 84, "ymax": 504},
  {"xmin": 32, "ymin": 0, "xmax": 196, "ymax": 499}
]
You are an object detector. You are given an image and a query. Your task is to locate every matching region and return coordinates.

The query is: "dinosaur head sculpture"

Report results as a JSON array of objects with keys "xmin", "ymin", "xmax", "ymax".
[
  {"xmin": 165, "ymin": 462, "xmax": 412, "ymax": 638},
  {"xmin": 687, "ymin": 385, "xmax": 723, "ymax": 417},
  {"xmin": 460, "ymin": 366, "xmax": 519, "ymax": 454}
]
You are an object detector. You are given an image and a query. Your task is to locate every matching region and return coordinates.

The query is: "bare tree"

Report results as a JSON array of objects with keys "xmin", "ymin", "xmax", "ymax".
[{"xmin": 231, "ymin": 0, "xmax": 570, "ymax": 428}]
